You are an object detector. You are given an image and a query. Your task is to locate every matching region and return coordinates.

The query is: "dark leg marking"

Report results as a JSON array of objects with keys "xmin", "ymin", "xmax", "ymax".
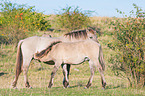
[
  {"xmin": 86, "ymin": 81, "xmax": 92, "ymax": 88},
  {"xmin": 48, "ymin": 66, "xmax": 58, "ymax": 88},
  {"xmin": 25, "ymin": 82, "xmax": 30, "ymax": 88}
]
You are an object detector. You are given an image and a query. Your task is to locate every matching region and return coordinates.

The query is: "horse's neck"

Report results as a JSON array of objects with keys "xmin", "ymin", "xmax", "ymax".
[{"xmin": 48, "ymin": 37, "xmax": 63, "ymax": 42}]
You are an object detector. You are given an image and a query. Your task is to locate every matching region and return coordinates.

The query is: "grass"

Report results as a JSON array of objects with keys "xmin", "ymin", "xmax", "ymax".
[
  {"xmin": 1, "ymin": 87, "xmax": 145, "ymax": 96},
  {"xmin": 0, "ymin": 16, "xmax": 145, "ymax": 96},
  {"xmin": 0, "ymin": 84, "xmax": 145, "ymax": 96},
  {"xmin": 0, "ymin": 39, "xmax": 145, "ymax": 96}
]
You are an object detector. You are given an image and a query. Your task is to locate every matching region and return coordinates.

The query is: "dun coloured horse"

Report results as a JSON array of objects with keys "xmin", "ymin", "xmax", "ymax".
[
  {"xmin": 34, "ymin": 40, "xmax": 106, "ymax": 89},
  {"xmin": 11, "ymin": 28, "xmax": 99, "ymax": 88}
]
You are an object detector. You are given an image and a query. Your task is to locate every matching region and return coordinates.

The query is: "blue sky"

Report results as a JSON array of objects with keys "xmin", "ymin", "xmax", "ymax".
[{"xmin": 10, "ymin": 0, "xmax": 145, "ymax": 17}]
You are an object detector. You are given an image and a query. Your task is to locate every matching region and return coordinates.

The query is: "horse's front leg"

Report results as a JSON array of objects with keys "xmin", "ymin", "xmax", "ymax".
[
  {"xmin": 61, "ymin": 64, "xmax": 70, "ymax": 88},
  {"xmin": 48, "ymin": 64, "xmax": 60, "ymax": 88}
]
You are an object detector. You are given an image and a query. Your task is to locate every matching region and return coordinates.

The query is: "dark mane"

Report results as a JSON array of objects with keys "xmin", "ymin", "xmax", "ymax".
[
  {"xmin": 35, "ymin": 41, "xmax": 62, "ymax": 59},
  {"xmin": 64, "ymin": 28, "xmax": 96, "ymax": 40},
  {"xmin": 64, "ymin": 29, "xmax": 88, "ymax": 39}
]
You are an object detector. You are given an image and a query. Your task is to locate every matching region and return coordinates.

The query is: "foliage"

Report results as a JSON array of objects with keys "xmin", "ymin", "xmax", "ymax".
[
  {"xmin": 0, "ymin": 1, "xmax": 51, "ymax": 44},
  {"xmin": 108, "ymin": 4, "xmax": 145, "ymax": 88},
  {"xmin": 55, "ymin": 6, "xmax": 93, "ymax": 31}
]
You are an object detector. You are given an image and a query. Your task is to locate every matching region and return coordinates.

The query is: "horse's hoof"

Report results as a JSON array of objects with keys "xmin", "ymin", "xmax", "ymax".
[
  {"xmin": 48, "ymin": 82, "xmax": 53, "ymax": 88},
  {"xmin": 13, "ymin": 87, "xmax": 18, "ymax": 89},
  {"xmin": 63, "ymin": 85, "xmax": 70, "ymax": 89},
  {"xmin": 48, "ymin": 86, "xmax": 51, "ymax": 88},
  {"xmin": 29, "ymin": 86, "xmax": 32, "ymax": 89},
  {"xmin": 48, "ymin": 85, "xmax": 52, "ymax": 88},
  {"xmin": 84, "ymin": 87, "xmax": 87, "ymax": 89},
  {"xmin": 102, "ymin": 87, "xmax": 105, "ymax": 90},
  {"xmin": 67, "ymin": 85, "xmax": 70, "ymax": 88},
  {"xmin": 63, "ymin": 81, "xmax": 69, "ymax": 88}
]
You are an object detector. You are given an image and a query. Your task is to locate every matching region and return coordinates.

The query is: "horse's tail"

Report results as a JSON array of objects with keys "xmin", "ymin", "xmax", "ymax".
[
  {"xmin": 15, "ymin": 40, "xmax": 24, "ymax": 76},
  {"xmin": 99, "ymin": 45, "xmax": 105, "ymax": 71},
  {"xmin": 12, "ymin": 40, "xmax": 24, "ymax": 88}
]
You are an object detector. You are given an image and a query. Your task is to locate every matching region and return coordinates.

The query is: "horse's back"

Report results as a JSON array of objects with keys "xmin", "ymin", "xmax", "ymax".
[
  {"xmin": 52, "ymin": 40, "xmax": 100, "ymax": 55},
  {"xmin": 21, "ymin": 36, "xmax": 40, "ymax": 49},
  {"xmin": 21, "ymin": 36, "xmax": 61, "ymax": 57},
  {"xmin": 50, "ymin": 40, "xmax": 100, "ymax": 63}
]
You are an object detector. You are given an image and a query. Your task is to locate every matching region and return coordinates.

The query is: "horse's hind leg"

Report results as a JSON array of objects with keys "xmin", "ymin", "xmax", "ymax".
[
  {"xmin": 96, "ymin": 61, "xmax": 106, "ymax": 89},
  {"xmin": 85, "ymin": 60, "xmax": 95, "ymax": 88},
  {"xmin": 61, "ymin": 64, "xmax": 69, "ymax": 88},
  {"xmin": 12, "ymin": 68, "xmax": 22, "ymax": 88},
  {"xmin": 98, "ymin": 68, "xmax": 106, "ymax": 89},
  {"xmin": 22, "ymin": 57, "xmax": 32, "ymax": 88}
]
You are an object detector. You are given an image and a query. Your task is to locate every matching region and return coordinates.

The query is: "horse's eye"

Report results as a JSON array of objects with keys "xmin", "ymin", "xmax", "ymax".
[{"xmin": 90, "ymin": 37, "xmax": 93, "ymax": 39}]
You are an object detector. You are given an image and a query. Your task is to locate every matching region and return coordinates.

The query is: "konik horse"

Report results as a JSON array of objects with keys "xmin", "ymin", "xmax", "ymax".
[
  {"xmin": 34, "ymin": 40, "xmax": 106, "ymax": 89},
  {"xmin": 12, "ymin": 28, "xmax": 100, "ymax": 88}
]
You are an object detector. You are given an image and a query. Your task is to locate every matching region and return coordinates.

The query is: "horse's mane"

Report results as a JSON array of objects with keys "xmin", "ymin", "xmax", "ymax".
[
  {"xmin": 35, "ymin": 41, "xmax": 62, "ymax": 59},
  {"xmin": 64, "ymin": 29, "xmax": 88, "ymax": 39},
  {"xmin": 64, "ymin": 28, "xmax": 96, "ymax": 40}
]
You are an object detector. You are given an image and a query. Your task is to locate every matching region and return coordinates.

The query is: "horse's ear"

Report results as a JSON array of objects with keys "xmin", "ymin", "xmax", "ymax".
[
  {"xmin": 91, "ymin": 29, "xmax": 95, "ymax": 32},
  {"xmin": 86, "ymin": 28, "xmax": 89, "ymax": 32},
  {"xmin": 89, "ymin": 28, "xmax": 96, "ymax": 34}
]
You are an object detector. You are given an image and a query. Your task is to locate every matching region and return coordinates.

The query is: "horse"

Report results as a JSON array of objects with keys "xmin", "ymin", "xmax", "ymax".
[
  {"xmin": 56, "ymin": 28, "xmax": 99, "ymax": 86},
  {"xmin": 11, "ymin": 28, "xmax": 99, "ymax": 88},
  {"xmin": 34, "ymin": 40, "xmax": 106, "ymax": 89}
]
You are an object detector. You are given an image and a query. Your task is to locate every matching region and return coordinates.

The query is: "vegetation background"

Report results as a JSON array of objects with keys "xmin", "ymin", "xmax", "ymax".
[{"xmin": 0, "ymin": 1, "xmax": 144, "ymax": 96}]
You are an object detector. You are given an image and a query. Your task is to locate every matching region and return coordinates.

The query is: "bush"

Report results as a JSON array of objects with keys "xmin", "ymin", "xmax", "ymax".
[
  {"xmin": 54, "ymin": 6, "xmax": 93, "ymax": 31},
  {"xmin": 0, "ymin": 1, "xmax": 51, "ymax": 44},
  {"xmin": 108, "ymin": 4, "xmax": 145, "ymax": 88}
]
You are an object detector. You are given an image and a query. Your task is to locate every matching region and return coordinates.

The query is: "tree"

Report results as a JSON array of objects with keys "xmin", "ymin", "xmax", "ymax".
[
  {"xmin": 0, "ymin": 1, "xmax": 50, "ymax": 44},
  {"xmin": 108, "ymin": 4, "xmax": 145, "ymax": 88},
  {"xmin": 54, "ymin": 6, "xmax": 93, "ymax": 31}
]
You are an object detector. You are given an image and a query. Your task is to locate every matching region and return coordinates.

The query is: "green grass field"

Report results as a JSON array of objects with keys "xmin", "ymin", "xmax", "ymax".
[{"xmin": 0, "ymin": 17, "xmax": 145, "ymax": 96}]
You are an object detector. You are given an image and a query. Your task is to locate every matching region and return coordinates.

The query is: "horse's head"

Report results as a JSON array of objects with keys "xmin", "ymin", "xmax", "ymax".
[
  {"xmin": 86, "ymin": 28, "xmax": 99, "ymax": 43},
  {"xmin": 42, "ymin": 34, "xmax": 52, "ymax": 37}
]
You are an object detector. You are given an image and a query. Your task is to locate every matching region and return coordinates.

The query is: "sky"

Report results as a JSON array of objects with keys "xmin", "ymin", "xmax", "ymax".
[{"xmin": 9, "ymin": 0, "xmax": 145, "ymax": 17}]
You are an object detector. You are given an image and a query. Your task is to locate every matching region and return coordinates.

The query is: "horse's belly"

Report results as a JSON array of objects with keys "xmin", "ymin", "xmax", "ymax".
[
  {"xmin": 63, "ymin": 56, "xmax": 86, "ymax": 65},
  {"xmin": 44, "ymin": 60, "xmax": 55, "ymax": 65}
]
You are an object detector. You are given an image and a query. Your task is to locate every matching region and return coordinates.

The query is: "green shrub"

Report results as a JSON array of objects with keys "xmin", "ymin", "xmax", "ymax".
[
  {"xmin": 108, "ymin": 4, "xmax": 145, "ymax": 88},
  {"xmin": 54, "ymin": 6, "xmax": 93, "ymax": 31},
  {"xmin": 0, "ymin": 1, "xmax": 50, "ymax": 44}
]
